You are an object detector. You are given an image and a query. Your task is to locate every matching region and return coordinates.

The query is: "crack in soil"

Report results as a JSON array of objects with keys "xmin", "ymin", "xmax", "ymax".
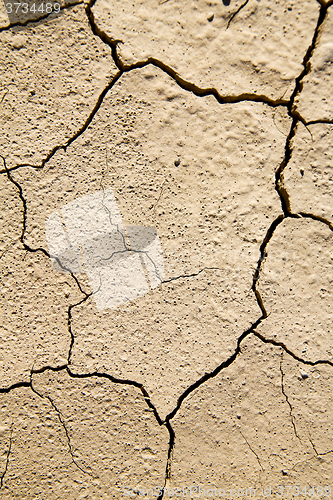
[
  {"xmin": 317, "ymin": 0, "xmax": 333, "ymax": 7},
  {"xmin": 1, "ymin": 155, "xmax": 91, "ymax": 297},
  {"xmin": 0, "ymin": 72, "xmax": 122, "ymax": 174},
  {"xmin": 0, "ymin": 69, "xmax": 291, "ymax": 176},
  {"xmin": 120, "ymin": 57, "xmax": 290, "ymax": 108},
  {"xmin": 240, "ymin": 429, "xmax": 264, "ymax": 472},
  {"xmin": 67, "ymin": 295, "xmax": 94, "ymax": 366},
  {"xmin": 30, "ymin": 371, "xmax": 95, "ymax": 477},
  {"xmin": 165, "ymin": 320, "xmax": 263, "ymax": 424},
  {"xmin": 306, "ymin": 119, "xmax": 333, "ymax": 125},
  {"xmin": 251, "ymin": 214, "xmax": 285, "ymax": 318},
  {"xmin": 273, "ymin": 3, "xmax": 328, "ymax": 216},
  {"xmin": 226, "ymin": 0, "xmax": 249, "ymax": 30},
  {"xmin": 0, "ymin": 364, "xmax": 176, "ymax": 491},
  {"xmin": 162, "ymin": 267, "xmax": 222, "ymax": 285},
  {"xmin": 308, "ymin": 431, "xmax": 319, "ymax": 456},
  {"xmin": 253, "ymin": 331, "xmax": 333, "ymax": 367},
  {"xmin": 1, "ymin": 150, "xmax": 259, "ymax": 496},
  {"xmin": 0, "ymin": 2, "xmax": 298, "ymax": 175},
  {"xmin": 298, "ymin": 212, "xmax": 333, "ymax": 230},
  {"xmin": 1, "ymin": 0, "xmax": 333, "ymax": 495},
  {"xmin": 0, "ymin": 421, "xmax": 13, "ymax": 489},
  {"xmin": 290, "ymin": 448, "xmax": 333, "ymax": 474}
]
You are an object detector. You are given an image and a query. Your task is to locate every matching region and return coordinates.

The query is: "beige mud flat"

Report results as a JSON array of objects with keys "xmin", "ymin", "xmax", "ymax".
[{"xmin": 1, "ymin": 0, "xmax": 333, "ymax": 498}]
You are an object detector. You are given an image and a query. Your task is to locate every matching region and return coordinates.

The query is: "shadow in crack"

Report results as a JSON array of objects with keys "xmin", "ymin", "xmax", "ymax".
[{"xmin": 0, "ymin": 0, "xmax": 81, "ymax": 27}]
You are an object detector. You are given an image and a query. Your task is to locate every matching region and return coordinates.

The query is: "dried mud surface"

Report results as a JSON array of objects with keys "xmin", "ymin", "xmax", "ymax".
[{"xmin": 0, "ymin": 0, "xmax": 333, "ymax": 498}]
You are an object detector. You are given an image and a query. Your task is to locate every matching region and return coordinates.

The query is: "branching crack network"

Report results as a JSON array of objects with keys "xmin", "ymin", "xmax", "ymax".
[{"xmin": 1, "ymin": 0, "xmax": 333, "ymax": 496}]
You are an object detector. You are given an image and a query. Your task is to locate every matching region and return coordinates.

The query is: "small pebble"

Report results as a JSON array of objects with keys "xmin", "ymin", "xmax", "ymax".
[
  {"xmin": 301, "ymin": 371, "xmax": 309, "ymax": 379},
  {"xmin": 11, "ymin": 35, "xmax": 25, "ymax": 49},
  {"xmin": 207, "ymin": 13, "xmax": 214, "ymax": 22},
  {"xmin": 174, "ymin": 159, "xmax": 180, "ymax": 167}
]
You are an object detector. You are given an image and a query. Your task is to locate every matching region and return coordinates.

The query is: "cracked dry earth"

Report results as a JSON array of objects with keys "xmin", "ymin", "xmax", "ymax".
[{"xmin": 1, "ymin": 0, "xmax": 333, "ymax": 498}]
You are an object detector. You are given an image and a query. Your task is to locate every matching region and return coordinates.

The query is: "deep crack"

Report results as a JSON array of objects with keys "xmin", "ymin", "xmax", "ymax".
[
  {"xmin": 1, "ymin": 155, "xmax": 90, "ymax": 298},
  {"xmin": 253, "ymin": 331, "xmax": 333, "ymax": 367},
  {"xmin": 274, "ymin": 3, "xmax": 328, "ymax": 216},
  {"xmin": 251, "ymin": 214, "xmax": 285, "ymax": 318},
  {"xmin": 165, "ymin": 321, "xmax": 262, "ymax": 422},
  {"xmin": 0, "ymin": 72, "xmax": 122, "ymax": 174},
  {"xmin": 240, "ymin": 430, "xmax": 264, "ymax": 472}
]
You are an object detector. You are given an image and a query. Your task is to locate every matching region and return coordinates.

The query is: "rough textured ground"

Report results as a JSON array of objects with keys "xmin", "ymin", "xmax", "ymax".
[{"xmin": 0, "ymin": 0, "xmax": 333, "ymax": 498}]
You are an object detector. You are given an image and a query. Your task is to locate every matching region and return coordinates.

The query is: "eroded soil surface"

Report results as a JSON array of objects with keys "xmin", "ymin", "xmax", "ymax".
[{"xmin": 0, "ymin": 0, "xmax": 333, "ymax": 498}]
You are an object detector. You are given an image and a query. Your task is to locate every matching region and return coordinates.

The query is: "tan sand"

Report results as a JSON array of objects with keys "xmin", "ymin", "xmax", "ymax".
[{"xmin": 1, "ymin": 0, "xmax": 333, "ymax": 497}]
